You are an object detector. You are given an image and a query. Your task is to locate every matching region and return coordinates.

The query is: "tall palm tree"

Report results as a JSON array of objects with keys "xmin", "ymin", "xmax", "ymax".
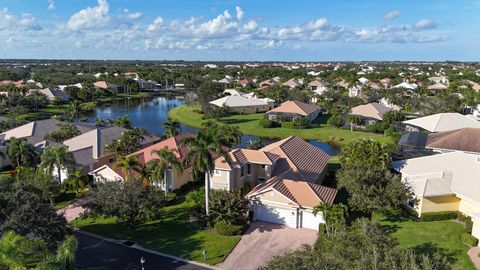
[
  {"xmin": 113, "ymin": 155, "xmax": 142, "ymax": 182},
  {"xmin": 66, "ymin": 100, "xmax": 83, "ymax": 121},
  {"xmin": 66, "ymin": 168, "xmax": 84, "ymax": 192},
  {"xmin": 180, "ymin": 131, "xmax": 231, "ymax": 215},
  {"xmin": 162, "ymin": 118, "xmax": 181, "ymax": 138},
  {"xmin": 6, "ymin": 137, "xmax": 38, "ymax": 167},
  {"xmin": 151, "ymin": 147, "xmax": 183, "ymax": 195},
  {"xmin": 113, "ymin": 115, "xmax": 133, "ymax": 129},
  {"xmin": 40, "ymin": 146, "xmax": 76, "ymax": 183}
]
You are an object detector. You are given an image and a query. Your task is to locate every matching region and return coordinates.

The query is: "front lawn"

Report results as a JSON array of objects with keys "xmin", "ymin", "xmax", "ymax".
[
  {"xmin": 72, "ymin": 202, "xmax": 240, "ymax": 265},
  {"xmin": 373, "ymin": 212, "xmax": 475, "ymax": 270},
  {"xmin": 168, "ymin": 105, "xmax": 392, "ymax": 146},
  {"xmin": 53, "ymin": 191, "xmax": 78, "ymax": 210}
]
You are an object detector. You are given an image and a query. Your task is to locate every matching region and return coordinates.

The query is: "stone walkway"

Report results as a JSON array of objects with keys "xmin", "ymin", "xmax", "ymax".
[
  {"xmin": 56, "ymin": 198, "xmax": 88, "ymax": 222},
  {"xmin": 468, "ymin": 246, "xmax": 480, "ymax": 270}
]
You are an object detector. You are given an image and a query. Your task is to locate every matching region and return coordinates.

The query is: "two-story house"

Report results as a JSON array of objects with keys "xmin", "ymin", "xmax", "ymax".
[{"xmin": 209, "ymin": 136, "xmax": 337, "ymax": 230}]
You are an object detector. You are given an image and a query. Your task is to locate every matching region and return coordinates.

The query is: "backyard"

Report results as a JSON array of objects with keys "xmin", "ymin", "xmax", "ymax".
[
  {"xmin": 72, "ymin": 201, "xmax": 240, "ymax": 265},
  {"xmin": 168, "ymin": 105, "xmax": 392, "ymax": 146},
  {"xmin": 373, "ymin": 212, "xmax": 476, "ymax": 270}
]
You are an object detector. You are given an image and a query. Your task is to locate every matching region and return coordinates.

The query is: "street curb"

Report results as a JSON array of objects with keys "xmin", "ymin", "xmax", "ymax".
[{"xmin": 74, "ymin": 229, "xmax": 220, "ymax": 270}]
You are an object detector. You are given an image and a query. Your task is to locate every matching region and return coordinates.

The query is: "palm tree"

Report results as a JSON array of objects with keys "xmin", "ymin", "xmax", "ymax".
[
  {"xmin": 180, "ymin": 131, "xmax": 231, "ymax": 215},
  {"xmin": 66, "ymin": 100, "xmax": 83, "ymax": 121},
  {"xmin": 151, "ymin": 147, "xmax": 183, "ymax": 195},
  {"xmin": 162, "ymin": 118, "xmax": 181, "ymax": 138},
  {"xmin": 41, "ymin": 146, "xmax": 76, "ymax": 183},
  {"xmin": 6, "ymin": 137, "xmax": 38, "ymax": 167},
  {"xmin": 66, "ymin": 168, "xmax": 84, "ymax": 192},
  {"xmin": 53, "ymin": 235, "xmax": 78, "ymax": 270},
  {"xmin": 113, "ymin": 155, "xmax": 142, "ymax": 182},
  {"xmin": 113, "ymin": 115, "xmax": 133, "ymax": 129}
]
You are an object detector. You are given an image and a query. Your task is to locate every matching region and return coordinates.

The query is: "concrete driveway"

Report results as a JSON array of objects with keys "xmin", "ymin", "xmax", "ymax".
[{"xmin": 218, "ymin": 222, "xmax": 317, "ymax": 270}]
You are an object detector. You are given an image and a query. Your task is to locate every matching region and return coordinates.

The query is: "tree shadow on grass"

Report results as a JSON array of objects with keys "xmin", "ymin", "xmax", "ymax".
[
  {"xmin": 222, "ymin": 118, "xmax": 256, "ymax": 125},
  {"xmin": 412, "ymin": 243, "xmax": 456, "ymax": 266}
]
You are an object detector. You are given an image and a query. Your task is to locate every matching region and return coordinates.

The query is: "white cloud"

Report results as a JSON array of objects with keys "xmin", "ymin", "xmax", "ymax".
[
  {"xmin": 147, "ymin": 17, "xmax": 164, "ymax": 32},
  {"xmin": 235, "ymin": 6, "xmax": 244, "ymax": 20},
  {"xmin": 384, "ymin": 10, "xmax": 400, "ymax": 20},
  {"xmin": 0, "ymin": 8, "xmax": 42, "ymax": 31},
  {"xmin": 67, "ymin": 0, "xmax": 110, "ymax": 30},
  {"xmin": 415, "ymin": 19, "xmax": 437, "ymax": 30},
  {"xmin": 193, "ymin": 9, "xmax": 238, "ymax": 36},
  {"xmin": 306, "ymin": 18, "xmax": 328, "ymax": 30},
  {"xmin": 243, "ymin": 20, "xmax": 257, "ymax": 32},
  {"xmin": 121, "ymin": 9, "xmax": 141, "ymax": 20},
  {"xmin": 18, "ymin": 13, "xmax": 42, "ymax": 31},
  {"xmin": 47, "ymin": 0, "xmax": 55, "ymax": 10}
]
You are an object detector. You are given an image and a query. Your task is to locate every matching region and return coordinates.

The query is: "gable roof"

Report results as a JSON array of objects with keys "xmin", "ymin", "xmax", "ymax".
[
  {"xmin": 392, "ymin": 152, "xmax": 480, "ymax": 203},
  {"xmin": 266, "ymin": 100, "xmax": 320, "ymax": 116},
  {"xmin": 246, "ymin": 175, "xmax": 337, "ymax": 208},
  {"xmin": 427, "ymin": 83, "xmax": 448, "ymax": 90},
  {"xmin": 29, "ymin": 88, "xmax": 70, "ymax": 101},
  {"xmin": 308, "ymin": 79, "xmax": 325, "ymax": 87},
  {"xmin": 209, "ymin": 95, "xmax": 274, "ymax": 108},
  {"xmin": 350, "ymin": 102, "xmax": 393, "ymax": 121},
  {"xmin": 426, "ymin": 128, "xmax": 480, "ymax": 153},
  {"xmin": 403, "ymin": 113, "xmax": 480, "ymax": 132}
]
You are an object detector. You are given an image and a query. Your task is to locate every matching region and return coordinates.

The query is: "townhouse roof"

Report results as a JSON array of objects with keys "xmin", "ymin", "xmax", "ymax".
[
  {"xmin": 308, "ymin": 79, "xmax": 325, "ymax": 87},
  {"xmin": 266, "ymin": 100, "xmax": 320, "ymax": 116},
  {"xmin": 93, "ymin": 81, "xmax": 118, "ymax": 90},
  {"xmin": 128, "ymin": 133, "xmax": 194, "ymax": 165},
  {"xmin": 350, "ymin": 102, "xmax": 393, "ymax": 121},
  {"xmin": 28, "ymin": 88, "xmax": 70, "ymax": 101},
  {"xmin": 393, "ymin": 82, "xmax": 418, "ymax": 90},
  {"xmin": 392, "ymin": 152, "xmax": 480, "ymax": 203},
  {"xmin": 403, "ymin": 113, "xmax": 480, "ymax": 132},
  {"xmin": 209, "ymin": 95, "xmax": 274, "ymax": 108},
  {"xmin": 0, "ymin": 119, "xmax": 95, "ymax": 146},
  {"xmin": 246, "ymin": 175, "xmax": 337, "ymax": 208},
  {"xmin": 426, "ymin": 128, "xmax": 480, "ymax": 153}
]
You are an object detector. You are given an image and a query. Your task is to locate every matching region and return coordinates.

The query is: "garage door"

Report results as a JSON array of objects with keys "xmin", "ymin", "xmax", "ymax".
[
  {"xmin": 255, "ymin": 204, "xmax": 297, "ymax": 228},
  {"xmin": 301, "ymin": 211, "xmax": 325, "ymax": 230}
]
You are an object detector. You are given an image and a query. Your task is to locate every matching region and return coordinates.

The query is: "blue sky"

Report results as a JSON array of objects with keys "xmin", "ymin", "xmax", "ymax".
[{"xmin": 0, "ymin": 0, "xmax": 479, "ymax": 61}]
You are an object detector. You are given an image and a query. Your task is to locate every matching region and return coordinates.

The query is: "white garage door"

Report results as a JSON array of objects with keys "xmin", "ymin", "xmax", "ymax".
[
  {"xmin": 301, "ymin": 211, "xmax": 325, "ymax": 230},
  {"xmin": 255, "ymin": 204, "xmax": 297, "ymax": 228}
]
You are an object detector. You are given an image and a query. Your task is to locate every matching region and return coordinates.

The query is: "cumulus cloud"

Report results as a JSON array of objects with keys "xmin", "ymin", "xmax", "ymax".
[
  {"xmin": 47, "ymin": 0, "xmax": 55, "ymax": 10},
  {"xmin": 236, "ymin": 6, "xmax": 244, "ymax": 20},
  {"xmin": 67, "ymin": 0, "xmax": 110, "ymax": 30},
  {"xmin": 415, "ymin": 19, "xmax": 437, "ymax": 30},
  {"xmin": 0, "ymin": 8, "xmax": 42, "ymax": 31},
  {"xmin": 384, "ymin": 10, "xmax": 400, "ymax": 20},
  {"xmin": 147, "ymin": 17, "xmax": 164, "ymax": 32},
  {"xmin": 121, "ymin": 9, "xmax": 141, "ymax": 20}
]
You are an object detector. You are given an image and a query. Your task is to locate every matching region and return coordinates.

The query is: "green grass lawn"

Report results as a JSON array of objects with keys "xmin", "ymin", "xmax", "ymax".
[
  {"xmin": 373, "ymin": 212, "xmax": 475, "ymax": 270},
  {"xmin": 72, "ymin": 202, "xmax": 240, "ymax": 265},
  {"xmin": 168, "ymin": 105, "xmax": 392, "ymax": 146},
  {"xmin": 53, "ymin": 191, "xmax": 78, "ymax": 210}
]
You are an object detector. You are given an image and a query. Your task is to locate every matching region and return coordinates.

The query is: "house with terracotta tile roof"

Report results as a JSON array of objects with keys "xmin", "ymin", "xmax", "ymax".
[
  {"xmin": 265, "ymin": 100, "xmax": 321, "ymax": 122},
  {"xmin": 89, "ymin": 134, "xmax": 195, "ymax": 191},
  {"xmin": 210, "ymin": 136, "xmax": 336, "ymax": 230},
  {"xmin": 93, "ymin": 81, "xmax": 120, "ymax": 94}
]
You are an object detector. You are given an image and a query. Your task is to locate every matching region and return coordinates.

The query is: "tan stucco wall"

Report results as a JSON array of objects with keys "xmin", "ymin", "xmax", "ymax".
[
  {"xmin": 253, "ymin": 190, "xmax": 293, "ymax": 206},
  {"xmin": 210, "ymin": 169, "xmax": 230, "ymax": 190},
  {"xmin": 472, "ymin": 217, "xmax": 480, "ymax": 240},
  {"xmin": 172, "ymin": 168, "xmax": 192, "ymax": 190},
  {"xmin": 419, "ymin": 195, "xmax": 460, "ymax": 214}
]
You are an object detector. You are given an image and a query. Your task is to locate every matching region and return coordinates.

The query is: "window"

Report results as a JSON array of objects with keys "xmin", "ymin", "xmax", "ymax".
[
  {"xmin": 214, "ymin": 170, "xmax": 221, "ymax": 176},
  {"xmin": 261, "ymin": 165, "xmax": 265, "ymax": 169},
  {"xmin": 258, "ymin": 177, "xmax": 266, "ymax": 182},
  {"xmin": 246, "ymin": 164, "xmax": 251, "ymax": 175},
  {"xmin": 240, "ymin": 166, "xmax": 245, "ymax": 178}
]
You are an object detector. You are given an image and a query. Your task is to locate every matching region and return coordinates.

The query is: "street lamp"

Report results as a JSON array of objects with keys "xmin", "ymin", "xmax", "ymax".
[{"xmin": 140, "ymin": 256, "xmax": 145, "ymax": 270}]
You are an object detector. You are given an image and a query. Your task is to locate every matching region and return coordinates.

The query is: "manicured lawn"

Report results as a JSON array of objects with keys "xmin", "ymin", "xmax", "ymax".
[
  {"xmin": 168, "ymin": 105, "xmax": 392, "ymax": 146},
  {"xmin": 72, "ymin": 202, "xmax": 240, "ymax": 265},
  {"xmin": 373, "ymin": 212, "xmax": 475, "ymax": 270}
]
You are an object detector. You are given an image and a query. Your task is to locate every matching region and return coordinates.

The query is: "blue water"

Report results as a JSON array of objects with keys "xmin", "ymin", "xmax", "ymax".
[{"xmin": 81, "ymin": 96, "xmax": 339, "ymax": 156}]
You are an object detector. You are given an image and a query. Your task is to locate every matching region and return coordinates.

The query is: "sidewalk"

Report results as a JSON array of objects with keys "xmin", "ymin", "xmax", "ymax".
[
  {"xmin": 56, "ymin": 198, "xmax": 87, "ymax": 222},
  {"xmin": 468, "ymin": 246, "xmax": 480, "ymax": 270}
]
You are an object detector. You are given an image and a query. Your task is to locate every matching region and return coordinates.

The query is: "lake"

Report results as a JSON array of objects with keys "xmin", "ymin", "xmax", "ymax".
[{"xmin": 81, "ymin": 96, "xmax": 339, "ymax": 155}]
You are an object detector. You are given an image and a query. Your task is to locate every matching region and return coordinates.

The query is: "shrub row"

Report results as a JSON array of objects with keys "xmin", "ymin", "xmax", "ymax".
[
  {"xmin": 461, "ymin": 232, "xmax": 479, "ymax": 247},
  {"xmin": 214, "ymin": 219, "xmax": 244, "ymax": 236},
  {"xmin": 419, "ymin": 211, "xmax": 458, "ymax": 221}
]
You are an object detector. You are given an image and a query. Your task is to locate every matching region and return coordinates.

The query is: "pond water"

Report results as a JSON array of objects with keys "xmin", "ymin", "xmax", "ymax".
[{"xmin": 80, "ymin": 96, "xmax": 339, "ymax": 155}]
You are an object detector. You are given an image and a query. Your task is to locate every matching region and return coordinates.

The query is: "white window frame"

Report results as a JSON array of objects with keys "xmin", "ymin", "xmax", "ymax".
[{"xmin": 214, "ymin": 169, "xmax": 221, "ymax": 176}]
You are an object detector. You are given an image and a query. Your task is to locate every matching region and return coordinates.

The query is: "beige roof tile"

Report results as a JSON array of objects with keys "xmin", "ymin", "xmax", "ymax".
[{"xmin": 266, "ymin": 101, "xmax": 320, "ymax": 116}]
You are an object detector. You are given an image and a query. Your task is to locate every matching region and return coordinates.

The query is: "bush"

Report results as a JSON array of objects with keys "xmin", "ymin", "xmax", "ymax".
[
  {"xmin": 327, "ymin": 115, "xmax": 344, "ymax": 127},
  {"xmin": 420, "ymin": 211, "xmax": 457, "ymax": 221},
  {"xmin": 461, "ymin": 232, "xmax": 478, "ymax": 247},
  {"xmin": 458, "ymin": 213, "xmax": 474, "ymax": 233},
  {"xmin": 259, "ymin": 118, "xmax": 275, "ymax": 128},
  {"xmin": 366, "ymin": 123, "xmax": 387, "ymax": 133},
  {"xmin": 214, "ymin": 219, "xmax": 244, "ymax": 236},
  {"xmin": 318, "ymin": 223, "xmax": 326, "ymax": 235},
  {"xmin": 293, "ymin": 117, "xmax": 310, "ymax": 127}
]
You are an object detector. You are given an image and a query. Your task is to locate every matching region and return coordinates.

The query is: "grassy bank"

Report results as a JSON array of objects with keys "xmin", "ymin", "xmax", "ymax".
[
  {"xmin": 168, "ymin": 104, "xmax": 392, "ymax": 146},
  {"xmin": 72, "ymin": 202, "xmax": 240, "ymax": 265}
]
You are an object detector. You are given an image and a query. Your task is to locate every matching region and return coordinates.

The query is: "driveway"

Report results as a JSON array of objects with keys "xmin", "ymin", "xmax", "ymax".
[
  {"xmin": 218, "ymin": 222, "xmax": 317, "ymax": 270},
  {"xmin": 56, "ymin": 198, "xmax": 87, "ymax": 222}
]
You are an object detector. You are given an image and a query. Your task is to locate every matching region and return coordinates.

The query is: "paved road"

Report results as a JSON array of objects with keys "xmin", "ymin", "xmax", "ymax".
[{"xmin": 74, "ymin": 231, "xmax": 212, "ymax": 270}]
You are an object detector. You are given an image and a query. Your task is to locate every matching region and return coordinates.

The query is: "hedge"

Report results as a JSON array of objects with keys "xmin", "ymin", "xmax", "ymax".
[
  {"xmin": 259, "ymin": 118, "xmax": 275, "ymax": 128},
  {"xmin": 420, "ymin": 211, "xmax": 458, "ymax": 221},
  {"xmin": 461, "ymin": 232, "xmax": 479, "ymax": 247},
  {"xmin": 214, "ymin": 219, "xmax": 244, "ymax": 236}
]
